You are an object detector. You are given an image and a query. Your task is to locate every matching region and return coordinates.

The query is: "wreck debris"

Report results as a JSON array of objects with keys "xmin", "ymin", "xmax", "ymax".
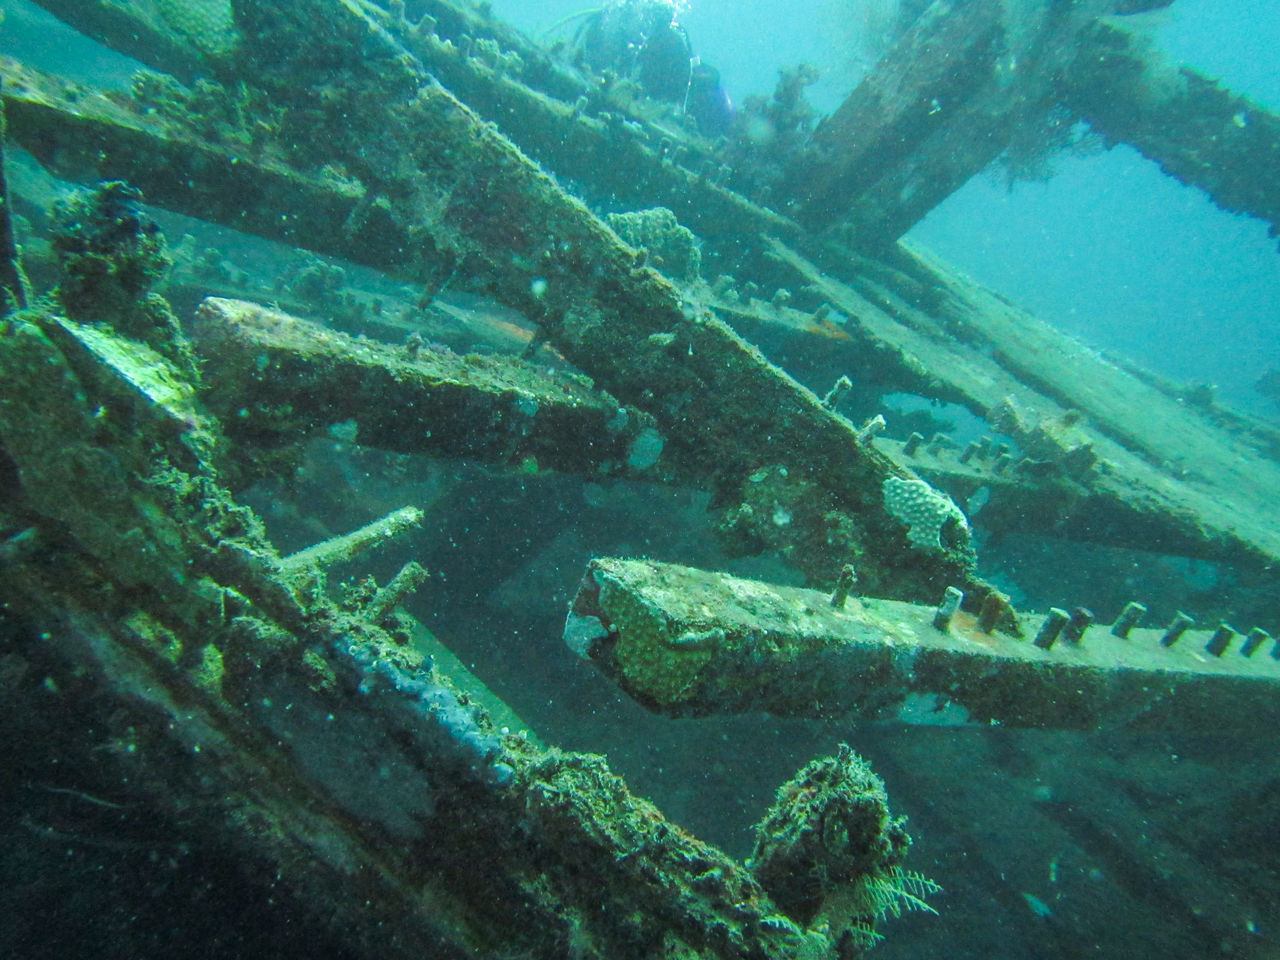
[
  {"xmin": 1110, "ymin": 600, "xmax": 1148, "ymax": 638},
  {"xmin": 1, "ymin": 5, "xmax": 987, "ymax": 603},
  {"xmin": 1161, "ymin": 611, "xmax": 1196, "ymax": 647},
  {"xmin": 363, "ymin": 559, "xmax": 431, "ymax": 626},
  {"xmin": 748, "ymin": 744, "xmax": 934, "ymax": 953},
  {"xmin": 10, "ymin": 0, "xmax": 1280, "ymax": 610},
  {"xmin": 761, "ymin": 236, "xmax": 1280, "ymax": 597},
  {"xmin": 784, "ymin": 0, "xmax": 1120, "ymax": 244},
  {"xmin": 279, "ymin": 505, "xmax": 426, "ymax": 573},
  {"xmin": 822, "ymin": 374, "xmax": 854, "ymax": 410},
  {"xmin": 1241, "ymin": 626, "xmax": 1272, "ymax": 658},
  {"xmin": 193, "ymin": 296, "xmax": 661, "ymax": 482},
  {"xmin": 931, "ymin": 585, "xmax": 964, "ymax": 633},
  {"xmin": 1033, "ymin": 607, "xmax": 1072, "ymax": 650},
  {"xmin": 1064, "ymin": 17, "xmax": 1280, "ymax": 243},
  {"xmin": 976, "ymin": 589, "xmax": 1011, "ymax": 634},
  {"xmin": 1205, "ymin": 622, "xmax": 1237, "ymax": 658},
  {"xmin": 568, "ymin": 557, "xmax": 1280, "ymax": 733},
  {"xmin": 1062, "ymin": 606, "xmax": 1095, "ymax": 645},
  {"xmin": 2, "ymin": 1, "xmax": 1278, "ymax": 953},
  {"xmin": 0, "ymin": 285, "xmax": 821, "ymax": 960},
  {"xmin": 829, "ymin": 563, "xmax": 858, "ymax": 610}
]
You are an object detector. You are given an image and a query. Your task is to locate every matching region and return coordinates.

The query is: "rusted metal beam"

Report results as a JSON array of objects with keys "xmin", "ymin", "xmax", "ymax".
[
  {"xmin": 1065, "ymin": 19, "xmax": 1280, "ymax": 242},
  {"xmin": 783, "ymin": 0, "xmax": 1117, "ymax": 245},
  {"xmin": 0, "ymin": 82, "xmax": 28, "ymax": 308},
  {"xmin": 0, "ymin": 57, "xmax": 427, "ymax": 277},
  {"xmin": 193, "ymin": 296, "xmax": 660, "ymax": 478},
  {"xmin": 568, "ymin": 557, "xmax": 1280, "ymax": 734},
  {"xmin": 23, "ymin": 0, "xmax": 213, "ymax": 84},
  {"xmin": 756, "ymin": 237, "xmax": 1280, "ymax": 579}
]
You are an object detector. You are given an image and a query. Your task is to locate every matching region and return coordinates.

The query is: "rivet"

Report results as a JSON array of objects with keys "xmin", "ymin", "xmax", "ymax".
[
  {"xmin": 977, "ymin": 591, "xmax": 1009, "ymax": 633},
  {"xmin": 1205, "ymin": 623, "xmax": 1236, "ymax": 657},
  {"xmin": 830, "ymin": 564, "xmax": 858, "ymax": 610},
  {"xmin": 1111, "ymin": 601, "xmax": 1147, "ymax": 638},
  {"xmin": 1241, "ymin": 627, "xmax": 1271, "ymax": 657},
  {"xmin": 933, "ymin": 586, "xmax": 964, "ymax": 632},
  {"xmin": 1161, "ymin": 611, "xmax": 1194, "ymax": 647},
  {"xmin": 822, "ymin": 375, "xmax": 853, "ymax": 409},
  {"xmin": 1034, "ymin": 608, "xmax": 1070, "ymax": 649},
  {"xmin": 903, "ymin": 431, "xmax": 925, "ymax": 456},
  {"xmin": 959, "ymin": 441, "xmax": 980, "ymax": 463},
  {"xmin": 1062, "ymin": 607, "xmax": 1094, "ymax": 644},
  {"xmin": 925, "ymin": 432, "xmax": 951, "ymax": 456},
  {"xmin": 857, "ymin": 414, "xmax": 887, "ymax": 444}
]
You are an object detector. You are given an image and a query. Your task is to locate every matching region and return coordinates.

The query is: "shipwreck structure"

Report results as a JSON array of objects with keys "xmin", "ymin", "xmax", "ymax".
[{"xmin": 1, "ymin": 1, "xmax": 1278, "ymax": 958}]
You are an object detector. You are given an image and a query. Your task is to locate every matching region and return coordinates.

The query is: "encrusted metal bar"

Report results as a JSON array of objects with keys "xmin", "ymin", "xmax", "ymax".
[
  {"xmin": 1066, "ymin": 19, "xmax": 1280, "ymax": 243},
  {"xmin": 194, "ymin": 297, "xmax": 658, "ymax": 479},
  {"xmin": 568, "ymin": 557, "xmax": 1280, "ymax": 733},
  {"xmin": 0, "ymin": 57, "xmax": 418, "ymax": 275},
  {"xmin": 280, "ymin": 506, "xmax": 426, "ymax": 573}
]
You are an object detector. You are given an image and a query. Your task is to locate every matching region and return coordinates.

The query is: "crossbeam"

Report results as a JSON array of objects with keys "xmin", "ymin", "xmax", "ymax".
[{"xmin": 568, "ymin": 557, "xmax": 1280, "ymax": 734}]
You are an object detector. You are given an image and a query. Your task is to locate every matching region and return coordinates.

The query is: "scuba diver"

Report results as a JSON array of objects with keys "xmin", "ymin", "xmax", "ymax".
[
  {"xmin": 555, "ymin": 0, "xmax": 734, "ymax": 137},
  {"xmin": 687, "ymin": 61, "xmax": 734, "ymax": 138}
]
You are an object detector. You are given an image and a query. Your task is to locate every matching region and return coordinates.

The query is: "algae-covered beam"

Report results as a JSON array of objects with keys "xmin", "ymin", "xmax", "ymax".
[
  {"xmin": 0, "ymin": 82, "xmax": 29, "ymax": 309},
  {"xmin": 1065, "ymin": 19, "xmax": 1280, "ymax": 242},
  {"xmin": 193, "ymin": 296, "xmax": 661, "ymax": 479},
  {"xmin": 0, "ymin": 57, "xmax": 431, "ymax": 281},
  {"xmin": 24, "ymin": 0, "xmax": 215, "ymax": 84},
  {"xmin": 784, "ymin": 0, "xmax": 1008, "ymax": 240},
  {"xmin": 28, "ymin": 0, "xmax": 788, "ymax": 246},
  {"xmin": 6, "ymin": 556, "xmax": 809, "ymax": 960},
  {"xmin": 567, "ymin": 557, "xmax": 1280, "ymax": 735},
  {"xmin": 759, "ymin": 236, "xmax": 1280, "ymax": 579},
  {"xmin": 356, "ymin": 1, "xmax": 794, "ymax": 243},
  {"xmin": 784, "ymin": 0, "xmax": 1117, "ymax": 245},
  {"xmin": 280, "ymin": 505, "xmax": 426, "ymax": 573},
  {"xmin": 231, "ymin": 0, "xmax": 985, "ymax": 599}
]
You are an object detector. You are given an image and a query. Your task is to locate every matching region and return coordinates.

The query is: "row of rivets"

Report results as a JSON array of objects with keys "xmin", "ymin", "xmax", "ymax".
[
  {"xmin": 1034, "ymin": 608, "xmax": 1070, "ymax": 648},
  {"xmin": 928, "ymin": 587, "xmax": 1276, "ymax": 661},
  {"xmin": 1111, "ymin": 601, "xmax": 1147, "ymax": 638},
  {"xmin": 933, "ymin": 586, "xmax": 964, "ymax": 631}
]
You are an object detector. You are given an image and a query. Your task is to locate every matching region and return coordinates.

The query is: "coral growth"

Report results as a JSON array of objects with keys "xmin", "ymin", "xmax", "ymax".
[
  {"xmin": 51, "ymin": 181, "xmax": 196, "ymax": 378},
  {"xmin": 749, "ymin": 744, "xmax": 936, "ymax": 954},
  {"xmin": 882, "ymin": 475, "xmax": 968, "ymax": 551},
  {"xmin": 606, "ymin": 207, "xmax": 702, "ymax": 286}
]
